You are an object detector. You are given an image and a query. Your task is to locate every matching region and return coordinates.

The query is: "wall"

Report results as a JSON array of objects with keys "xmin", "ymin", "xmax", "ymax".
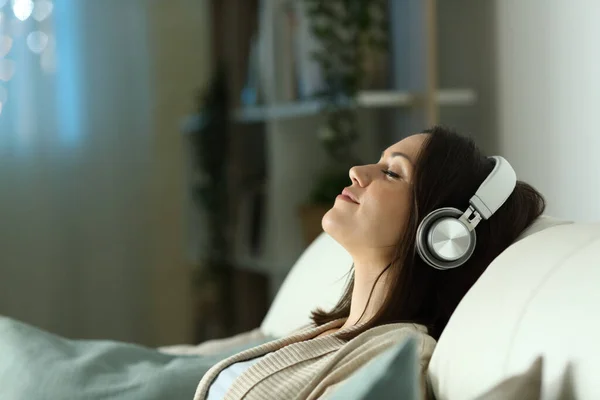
[
  {"xmin": 437, "ymin": 0, "xmax": 497, "ymax": 153},
  {"xmin": 494, "ymin": 0, "xmax": 600, "ymax": 221},
  {"xmin": 145, "ymin": 0, "xmax": 213, "ymax": 346}
]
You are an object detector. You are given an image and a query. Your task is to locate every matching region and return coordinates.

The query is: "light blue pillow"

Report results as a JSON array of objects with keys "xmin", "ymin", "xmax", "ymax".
[
  {"xmin": 328, "ymin": 336, "xmax": 420, "ymax": 400},
  {"xmin": 0, "ymin": 316, "xmax": 273, "ymax": 400}
]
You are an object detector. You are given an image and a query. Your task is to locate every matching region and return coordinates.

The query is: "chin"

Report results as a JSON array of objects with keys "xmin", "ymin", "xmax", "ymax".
[
  {"xmin": 321, "ymin": 208, "xmax": 332, "ymax": 231},
  {"xmin": 321, "ymin": 207, "xmax": 346, "ymax": 243}
]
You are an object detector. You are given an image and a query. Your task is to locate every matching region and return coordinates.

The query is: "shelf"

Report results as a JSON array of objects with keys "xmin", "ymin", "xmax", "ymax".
[
  {"xmin": 181, "ymin": 88, "xmax": 477, "ymax": 132},
  {"xmin": 234, "ymin": 88, "xmax": 476, "ymax": 123}
]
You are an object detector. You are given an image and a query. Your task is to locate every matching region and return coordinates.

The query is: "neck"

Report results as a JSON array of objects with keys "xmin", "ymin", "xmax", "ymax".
[{"xmin": 341, "ymin": 254, "xmax": 392, "ymax": 330}]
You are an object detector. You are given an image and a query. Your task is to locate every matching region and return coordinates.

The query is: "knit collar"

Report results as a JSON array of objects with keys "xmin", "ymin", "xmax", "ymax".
[{"xmin": 194, "ymin": 318, "xmax": 364, "ymax": 400}]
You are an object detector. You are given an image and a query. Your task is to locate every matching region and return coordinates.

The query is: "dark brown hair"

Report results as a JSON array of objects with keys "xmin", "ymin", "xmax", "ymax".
[{"xmin": 310, "ymin": 126, "xmax": 545, "ymax": 341}]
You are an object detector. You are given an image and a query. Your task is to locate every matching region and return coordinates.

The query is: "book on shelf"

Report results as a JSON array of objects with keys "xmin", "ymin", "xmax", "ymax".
[{"xmin": 246, "ymin": 0, "xmax": 325, "ymax": 106}]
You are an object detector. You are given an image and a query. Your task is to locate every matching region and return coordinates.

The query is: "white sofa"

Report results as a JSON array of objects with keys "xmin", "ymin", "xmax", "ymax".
[{"xmin": 260, "ymin": 216, "xmax": 600, "ymax": 399}]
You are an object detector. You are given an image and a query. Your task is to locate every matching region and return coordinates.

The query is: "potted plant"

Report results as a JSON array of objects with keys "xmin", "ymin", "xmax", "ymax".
[
  {"xmin": 299, "ymin": 0, "xmax": 389, "ymax": 245},
  {"xmin": 189, "ymin": 66, "xmax": 235, "ymax": 341}
]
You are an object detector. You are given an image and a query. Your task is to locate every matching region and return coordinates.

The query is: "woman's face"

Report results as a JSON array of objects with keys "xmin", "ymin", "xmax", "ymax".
[{"xmin": 322, "ymin": 134, "xmax": 428, "ymax": 254}]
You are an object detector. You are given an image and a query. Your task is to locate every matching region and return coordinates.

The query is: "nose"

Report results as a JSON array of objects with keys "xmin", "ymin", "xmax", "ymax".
[{"xmin": 349, "ymin": 165, "xmax": 371, "ymax": 187}]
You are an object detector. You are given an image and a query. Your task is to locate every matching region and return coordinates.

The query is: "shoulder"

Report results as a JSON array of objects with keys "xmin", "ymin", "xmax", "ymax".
[
  {"xmin": 345, "ymin": 322, "xmax": 436, "ymax": 359},
  {"xmin": 353, "ymin": 322, "xmax": 432, "ymax": 341}
]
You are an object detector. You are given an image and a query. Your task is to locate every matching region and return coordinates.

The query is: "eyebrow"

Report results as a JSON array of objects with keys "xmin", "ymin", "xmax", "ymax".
[{"xmin": 381, "ymin": 151, "xmax": 414, "ymax": 166}]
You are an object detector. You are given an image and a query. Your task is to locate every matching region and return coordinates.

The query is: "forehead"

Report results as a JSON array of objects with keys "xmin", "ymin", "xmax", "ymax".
[{"xmin": 384, "ymin": 133, "xmax": 429, "ymax": 160}]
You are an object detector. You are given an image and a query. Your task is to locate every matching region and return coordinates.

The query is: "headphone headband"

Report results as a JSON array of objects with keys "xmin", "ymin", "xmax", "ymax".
[{"xmin": 470, "ymin": 156, "xmax": 517, "ymax": 220}]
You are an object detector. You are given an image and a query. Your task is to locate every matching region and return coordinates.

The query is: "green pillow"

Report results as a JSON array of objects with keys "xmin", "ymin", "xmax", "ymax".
[
  {"xmin": 328, "ymin": 336, "xmax": 420, "ymax": 400},
  {"xmin": 0, "ymin": 316, "xmax": 273, "ymax": 400}
]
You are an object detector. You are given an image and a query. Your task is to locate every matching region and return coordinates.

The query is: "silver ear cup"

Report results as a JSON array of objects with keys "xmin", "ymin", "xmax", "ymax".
[{"xmin": 416, "ymin": 208, "xmax": 477, "ymax": 270}]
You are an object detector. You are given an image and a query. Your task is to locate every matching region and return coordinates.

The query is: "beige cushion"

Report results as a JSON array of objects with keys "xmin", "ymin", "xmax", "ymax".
[
  {"xmin": 514, "ymin": 215, "xmax": 573, "ymax": 242},
  {"xmin": 474, "ymin": 357, "xmax": 543, "ymax": 400}
]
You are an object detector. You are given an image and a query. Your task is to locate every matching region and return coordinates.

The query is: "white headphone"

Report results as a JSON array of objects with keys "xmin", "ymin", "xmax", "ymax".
[{"xmin": 416, "ymin": 156, "xmax": 517, "ymax": 270}]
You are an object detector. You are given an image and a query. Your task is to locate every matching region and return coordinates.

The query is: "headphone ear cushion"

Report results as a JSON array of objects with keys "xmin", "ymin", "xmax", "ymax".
[{"xmin": 416, "ymin": 207, "xmax": 476, "ymax": 270}]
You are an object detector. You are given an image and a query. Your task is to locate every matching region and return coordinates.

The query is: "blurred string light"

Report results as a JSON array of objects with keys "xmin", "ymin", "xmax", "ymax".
[
  {"xmin": 11, "ymin": 0, "xmax": 34, "ymax": 21},
  {"xmin": 0, "ymin": 0, "xmax": 55, "ymax": 115},
  {"xmin": 0, "ymin": 84, "xmax": 6, "ymax": 115},
  {"xmin": 0, "ymin": 35, "xmax": 12, "ymax": 56},
  {"xmin": 27, "ymin": 30, "xmax": 47, "ymax": 53},
  {"xmin": 0, "ymin": 59, "xmax": 15, "ymax": 81},
  {"xmin": 32, "ymin": 0, "xmax": 51, "ymax": 21},
  {"xmin": 0, "ymin": 4, "xmax": 5, "ymax": 115},
  {"xmin": 0, "ymin": 58, "xmax": 14, "ymax": 113}
]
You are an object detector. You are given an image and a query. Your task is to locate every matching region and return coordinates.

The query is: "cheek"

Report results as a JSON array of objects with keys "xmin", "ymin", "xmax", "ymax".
[{"xmin": 364, "ymin": 190, "xmax": 410, "ymax": 241}]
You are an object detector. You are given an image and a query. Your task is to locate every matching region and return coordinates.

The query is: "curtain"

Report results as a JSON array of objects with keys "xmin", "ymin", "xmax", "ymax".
[{"xmin": 0, "ymin": 0, "xmax": 158, "ymax": 343}]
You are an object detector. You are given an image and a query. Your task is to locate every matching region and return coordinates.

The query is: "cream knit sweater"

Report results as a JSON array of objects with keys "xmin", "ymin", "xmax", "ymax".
[{"xmin": 193, "ymin": 318, "xmax": 436, "ymax": 400}]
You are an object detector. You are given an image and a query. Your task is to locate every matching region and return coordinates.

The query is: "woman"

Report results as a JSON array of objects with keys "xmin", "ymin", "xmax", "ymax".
[{"xmin": 194, "ymin": 126, "xmax": 545, "ymax": 400}]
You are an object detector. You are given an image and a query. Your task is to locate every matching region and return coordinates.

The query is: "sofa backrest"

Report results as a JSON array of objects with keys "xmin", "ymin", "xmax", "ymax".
[
  {"xmin": 261, "ymin": 216, "xmax": 600, "ymax": 398},
  {"xmin": 261, "ymin": 216, "xmax": 570, "ymax": 338},
  {"xmin": 260, "ymin": 232, "xmax": 351, "ymax": 338},
  {"xmin": 429, "ymin": 218, "xmax": 600, "ymax": 400}
]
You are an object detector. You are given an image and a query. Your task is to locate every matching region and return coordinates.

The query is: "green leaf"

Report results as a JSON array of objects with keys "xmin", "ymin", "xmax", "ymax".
[{"xmin": 303, "ymin": 0, "xmax": 389, "ymax": 199}]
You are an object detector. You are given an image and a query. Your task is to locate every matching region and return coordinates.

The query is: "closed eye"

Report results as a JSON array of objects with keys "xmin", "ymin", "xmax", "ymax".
[{"xmin": 381, "ymin": 169, "xmax": 401, "ymax": 179}]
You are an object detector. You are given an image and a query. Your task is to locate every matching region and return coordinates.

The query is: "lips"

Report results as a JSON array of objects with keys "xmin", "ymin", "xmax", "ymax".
[{"xmin": 341, "ymin": 188, "xmax": 359, "ymax": 204}]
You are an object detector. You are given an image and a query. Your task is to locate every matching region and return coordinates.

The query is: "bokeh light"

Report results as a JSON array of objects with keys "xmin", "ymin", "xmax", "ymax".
[
  {"xmin": 0, "ymin": 35, "xmax": 12, "ymax": 57},
  {"xmin": 0, "ymin": 85, "xmax": 7, "ymax": 103},
  {"xmin": 11, "ymin": 0, "xmax": 34, "ymax": 21},
  {"xmin": 27, "ymin": 30, "xmax": 47, "ymax": 53},
  {"xmin": 32, "ymin": 0, "xmax": 52, "ymax": 22},
  {"xmin": 0, "ymin": 58, "xmax": 16, "ymax": 81},
  {"xmin": 0, "ymin": 0, "xmax": 56, "ymax": 119},
  {"xmin": 0, "ymin": 84, "xmax": 6, "ymax": 117}
]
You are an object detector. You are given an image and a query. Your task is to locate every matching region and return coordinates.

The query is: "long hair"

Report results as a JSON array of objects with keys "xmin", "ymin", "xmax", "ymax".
[{"xmin": 310, "ymin": 126, "xmax": 546, "ymax": 341}]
